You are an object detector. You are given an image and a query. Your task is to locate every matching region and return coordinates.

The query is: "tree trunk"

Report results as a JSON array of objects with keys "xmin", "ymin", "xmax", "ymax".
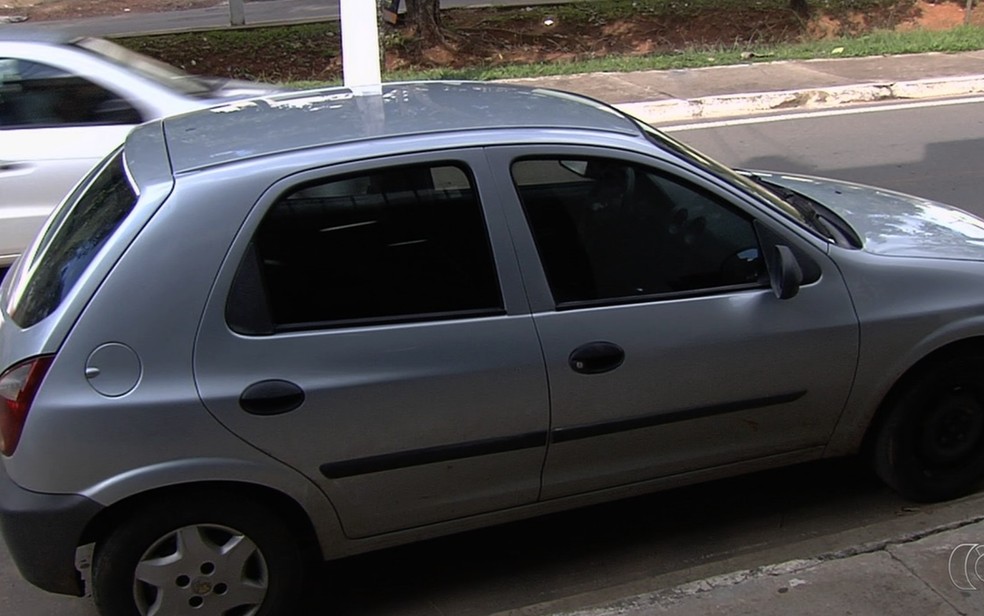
[
  {"xmin": 404, "ymin": 0, "xmax": 446, "ymax": 47},
  {"xmin": 378, "ymin": 0, "xmax": 389, "ymax": 65},
  {"xmin": 790, "ymin": 0, "xmax": 809, "ymax": 19}
]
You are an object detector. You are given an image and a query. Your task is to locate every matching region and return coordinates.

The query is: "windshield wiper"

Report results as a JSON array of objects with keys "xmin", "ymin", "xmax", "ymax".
[
  {"xmin": 743, "ymin": 173, "xmax": 861, "ymax": 248},
  {"xmin": 743, "ymin": 173, "xmax": 829, "ymax": 233}
]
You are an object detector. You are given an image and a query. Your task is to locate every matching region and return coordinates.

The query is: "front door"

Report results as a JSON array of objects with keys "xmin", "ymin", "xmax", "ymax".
[{"xmin": 491, "ymin": 147, "xmax": 859, "ymax": 499}]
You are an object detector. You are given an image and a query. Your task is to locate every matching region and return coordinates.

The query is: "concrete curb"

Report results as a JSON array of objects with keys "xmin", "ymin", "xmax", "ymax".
[{"xmin": 614, "ymin": 74, "xmax": 984, "ymax": 125}]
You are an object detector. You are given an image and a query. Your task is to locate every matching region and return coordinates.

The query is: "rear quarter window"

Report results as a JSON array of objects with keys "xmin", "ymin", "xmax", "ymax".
[{"xmin": 5, "ymin": 149, "xmax": 137, "ymax": 328}]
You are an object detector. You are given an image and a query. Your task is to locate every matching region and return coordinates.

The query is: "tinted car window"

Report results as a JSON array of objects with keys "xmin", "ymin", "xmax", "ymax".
[
  {"xmin": 228, "ymin": 162, "xmax": 503, "ymax": 333},
  {"xmin": 512, "ymin": 157, "xmax": 765, "ymax": 305},
  {"xmin": 0, "ymin": 58, "xmax": 142, "ymax": 128},
  {"xmin": 6, "ymin": 149, "xmax": 137, "ymax": 327}
]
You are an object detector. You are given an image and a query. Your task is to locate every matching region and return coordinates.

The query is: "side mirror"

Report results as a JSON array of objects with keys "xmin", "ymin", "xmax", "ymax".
[{"xmin": 767, "ymin": 244, "xmax": 803, "ymax": 300}]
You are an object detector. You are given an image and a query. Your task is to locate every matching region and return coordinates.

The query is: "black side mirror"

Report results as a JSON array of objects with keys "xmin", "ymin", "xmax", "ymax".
[{"xmin": 766, "ymin": 244, "xmax": 803, "ymax": 300}]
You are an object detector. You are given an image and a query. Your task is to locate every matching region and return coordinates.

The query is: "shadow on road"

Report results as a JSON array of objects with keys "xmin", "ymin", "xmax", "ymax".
[
  {"xmin": 738, "ymin": 137, "xmax": 984, "ymax": 214},
  {"xmin": 305, "ymin": 457, "xmax": 906, "ymax": 616}
]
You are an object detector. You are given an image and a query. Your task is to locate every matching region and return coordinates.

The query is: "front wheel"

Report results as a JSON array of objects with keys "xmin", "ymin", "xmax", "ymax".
[
  {"xmin": 872, "ymin": 354, "xmax": 984, "ymax": 502},
  {"xmin": 92, "ymin": 492, "xmax": 304, "ymax": 616}
]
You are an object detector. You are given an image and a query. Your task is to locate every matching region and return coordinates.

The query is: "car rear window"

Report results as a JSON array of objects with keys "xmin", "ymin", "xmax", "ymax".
[{"xmin": 6, "ymin": 149, "xmax": 137, "ymax": 328}]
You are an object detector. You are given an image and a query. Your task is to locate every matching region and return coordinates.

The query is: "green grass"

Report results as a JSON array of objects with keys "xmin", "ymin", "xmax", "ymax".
[
  {"xmin": 469, "ymin": 0, "xmax": 915, "ymax": 21},
  {"xmin": 118, "ymin": 0, "xmax": 984, "ymax": 86},
  {"xmin": 381, "ymin": 25, "xmax": 984, "ymax": 82}
]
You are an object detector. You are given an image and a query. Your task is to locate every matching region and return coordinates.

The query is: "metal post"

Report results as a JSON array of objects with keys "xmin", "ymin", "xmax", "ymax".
[
  {"xmin": 229, "ymin": 0, "xmax": 246, "ymax": 26},
  {"xmin": 340, "ymin": 0, "xmax": 383, "ymax": 96}
]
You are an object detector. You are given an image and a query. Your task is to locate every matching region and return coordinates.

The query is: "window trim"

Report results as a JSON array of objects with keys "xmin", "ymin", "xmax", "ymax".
[
  {"xmin": 270, "ymin": 306, "xmax": 509, "ymax": 334},
  {"xmin": 552, "ymin": 281, "xmax": 768, "ymax": 312},
  {"xmin": 0, "ymin": 58, "xmax": 141, "ymax": 130}
]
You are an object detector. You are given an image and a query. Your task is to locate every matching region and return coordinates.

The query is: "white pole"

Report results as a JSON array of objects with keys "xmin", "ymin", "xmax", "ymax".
[{"xmin": 340, "ymin": 0, "xmax": 383, "ymax": 96}]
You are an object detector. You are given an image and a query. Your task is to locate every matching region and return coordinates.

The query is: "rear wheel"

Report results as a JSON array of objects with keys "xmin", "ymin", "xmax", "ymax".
[
  {"xmin": 872, "ymin": 354, "xmax": 984, "ymax": 502},
  {"xmin": 92, "ymin": 492, "xmax": 304, "ymax": 616}
]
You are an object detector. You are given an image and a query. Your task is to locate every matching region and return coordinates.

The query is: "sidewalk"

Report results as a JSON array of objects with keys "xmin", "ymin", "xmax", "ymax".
[
  {"xmin": 566, "ymin": 517, "xmax": 984, "ymax": 616},
  {"xmin": 9, "ymin": 4, "xmax": 984, "ymax": 615},
  {"xmin": 504, "ymin": 51, "xmax": 984, "ymax": 125},
  {"xmin": 538, "ymin": 496, "xmax": 984, "ymax": 616}
]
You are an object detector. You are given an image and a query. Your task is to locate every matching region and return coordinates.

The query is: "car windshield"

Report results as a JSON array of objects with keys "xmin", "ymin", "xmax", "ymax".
[
  {"xmin": 5, "ymin": 148, "xmax": 138, "ymax": 328},
  {"xmin": 636, "ymin": 121, "xmax": 827, "ymax": 236},
  {"xmin": 73, "ymin": 36, "xmax": 214, "ymax": 97}
]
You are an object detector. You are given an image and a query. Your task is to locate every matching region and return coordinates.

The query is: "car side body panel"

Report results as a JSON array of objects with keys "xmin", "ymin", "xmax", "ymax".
[{"xmin": 822, "ymin": 248, "xmax": 984, "ymax": 455}]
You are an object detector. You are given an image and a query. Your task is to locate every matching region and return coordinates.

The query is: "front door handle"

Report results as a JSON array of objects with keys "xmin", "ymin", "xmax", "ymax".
[
  {"xmin": 569, "ymin": 341, "xmax": 625, "ymax": 374},
  {"xmin": 239, "ymin": 379, "xmax": 305, "ymax": 415}
]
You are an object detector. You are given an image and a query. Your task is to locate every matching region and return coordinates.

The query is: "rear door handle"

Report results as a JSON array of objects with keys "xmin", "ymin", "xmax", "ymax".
[
  {"xmin": 239, "ymin": 379, "xmax": 305, "ymax": 415},
  {"xmin": 0, "ymin": 161, "xmax": 31, "ymax": 173},
  {"xmin": 569, "ymin": 341, "xmax": 625, "ymax": 374}
]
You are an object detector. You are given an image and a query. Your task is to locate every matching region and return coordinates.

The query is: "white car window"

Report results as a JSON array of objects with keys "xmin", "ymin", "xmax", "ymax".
[
  {"xmin": 0, "ymin": 58, "xmax": 142, "ymax": 128},
  {"xmin": 75, "ymin": 37, "xmax": 213, "ymax": 98}
]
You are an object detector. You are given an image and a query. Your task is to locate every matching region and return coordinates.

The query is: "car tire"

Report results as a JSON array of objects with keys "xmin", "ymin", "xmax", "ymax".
[
  {"xmin": 92, "ymin": 491, "xmax": 304, "ymax": 616},
  {"xmin": 872, "ymin": 353, "xmax": 984, "ymax": 502}
]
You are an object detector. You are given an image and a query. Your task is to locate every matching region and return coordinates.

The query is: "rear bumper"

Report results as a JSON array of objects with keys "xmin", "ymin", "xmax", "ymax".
[{"xmin": 0, "ymin": 462, "xmax": 102, "ymax": 596}]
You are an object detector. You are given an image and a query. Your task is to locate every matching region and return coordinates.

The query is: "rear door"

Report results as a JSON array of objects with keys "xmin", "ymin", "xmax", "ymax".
[
  {"xmin": 194, "ymin": 151, "xmax": 549, "ymax": 538},
  {"xmin": 489, "ymin": 146, "xmax": 859, "ymax": 499}
]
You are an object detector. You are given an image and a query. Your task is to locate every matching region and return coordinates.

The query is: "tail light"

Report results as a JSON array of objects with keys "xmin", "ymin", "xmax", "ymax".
[{"xmin": 0, "ymin": 355, "xmax": 54, "ymax": 456}]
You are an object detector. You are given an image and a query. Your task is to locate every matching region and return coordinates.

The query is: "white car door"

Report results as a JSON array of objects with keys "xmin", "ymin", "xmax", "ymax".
[
  {"xmin": 0, "ymin": 56, "xmax": 142, "ymax": 265},
  {"xmin": 0, "ymin": 124, "xmax": 132, "ymax": 264}
]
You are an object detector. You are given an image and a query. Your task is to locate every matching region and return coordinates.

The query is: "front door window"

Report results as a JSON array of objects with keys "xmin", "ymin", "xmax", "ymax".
[{"xmin": 512, "ymin": 157, "xmax": 765, "ymax": 306}]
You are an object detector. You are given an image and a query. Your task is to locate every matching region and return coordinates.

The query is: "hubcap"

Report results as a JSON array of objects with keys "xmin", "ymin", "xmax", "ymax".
[
  {"xmin": 919, "ymin": 388, "xmax": 984, "ymax": 468},
  {"xmin": 133, "ymin": 524, "xmax": 268, "ymax": 616}
]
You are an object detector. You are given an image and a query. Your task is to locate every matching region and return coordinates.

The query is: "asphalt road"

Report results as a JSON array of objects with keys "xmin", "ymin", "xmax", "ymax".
[
  {"xmin": 664, "ymin": 97, "xmax": 984, "ymax": 216},
  {"xmin": 4, "ymin": 96, "xmax": 984, "ymax": 616},
  {"xmin": 30, "ymin": 0, "xmax": 573, "ymax": 37}
]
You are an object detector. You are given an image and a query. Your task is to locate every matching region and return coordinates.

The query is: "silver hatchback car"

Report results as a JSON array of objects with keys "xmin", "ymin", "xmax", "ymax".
[{"xmin": 2, "ymin": 82, "xmax": 984, "ymax": 616}]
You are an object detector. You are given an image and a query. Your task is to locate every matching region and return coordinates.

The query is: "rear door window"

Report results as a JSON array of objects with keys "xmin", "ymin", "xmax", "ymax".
[
  {"xmin": 227, "ymin": 161, "xmax": 503, "ymax": 333},
  {"xmin": 5, "ymin": 149, "xmax": 137, "ymax": 327}
]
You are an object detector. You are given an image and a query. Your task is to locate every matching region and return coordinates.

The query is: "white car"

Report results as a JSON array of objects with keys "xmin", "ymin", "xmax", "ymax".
[{"xmin": 0, "ymin": 27, "xmax": 281, "ymax": 268}]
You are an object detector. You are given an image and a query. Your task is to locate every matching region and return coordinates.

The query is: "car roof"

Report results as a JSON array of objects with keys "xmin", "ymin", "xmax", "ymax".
[
  {"xmin": 0, "ymin": 26, "xmax": 79, "ymax": 45},
  {"xmin": 159, "ymin": 81, "xmax": 644, "ymax": 173}
]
